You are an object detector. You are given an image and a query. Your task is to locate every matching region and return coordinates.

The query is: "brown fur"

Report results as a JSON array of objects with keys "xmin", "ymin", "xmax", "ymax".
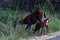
[
  {"xmin": 13, "ymin": 9, "xmax": 46, "ymax": 31},
  {"xmin": 33, "ymin": 18, "xmax": 49, "ymax": 34}
]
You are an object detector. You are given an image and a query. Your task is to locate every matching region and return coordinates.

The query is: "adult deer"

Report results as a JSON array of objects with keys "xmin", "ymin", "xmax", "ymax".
[{"xmin": 13, "ymin": 9, "xmax": 47, "ymax": 31}]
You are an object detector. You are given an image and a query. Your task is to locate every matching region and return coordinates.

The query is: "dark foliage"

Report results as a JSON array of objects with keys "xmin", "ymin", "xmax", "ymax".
[{"xmin": 0, "ymin": 0, "xmax": 60, "ymax": 12}]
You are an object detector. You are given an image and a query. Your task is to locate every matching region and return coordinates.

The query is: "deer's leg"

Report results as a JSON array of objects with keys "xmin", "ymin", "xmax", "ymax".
[
  {"xmin": 25, "ymin": 24, "xmax": 31, "ymax": 32},
  {"xmin": 33, "ymin": 27, "xmax": 39, "ymax": 33},
  {"xmin": 44, "ymin": 26, "xmax": 46, "ymax": 35},
  {"xmin": 45, "ymin": 25, "xmax": 49, "ymax": 34},
  {"xmin": 37, "ymin": 27, "xmax": 41, "ymax": 35},
  {"xmin": 33, "ymin": 24, "xmax": 40, "ymax": 33},
  {"xmin": 40, "ymin": 26, "xmax": 46, "ymax": 35},
  {"xmin": 40, "ymin": 27, "xmax": 43, "ymax": 35},
  {"xmin": 28, "ymin": 25, "xmax": 32, "ymax": 32},
  {"xmin": 33, "ymin": 27, "xmax": 37, "ymax": 33}
]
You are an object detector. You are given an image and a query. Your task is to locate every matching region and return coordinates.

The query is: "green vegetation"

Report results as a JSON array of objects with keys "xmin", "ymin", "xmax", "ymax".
[
  {"xmin": 0, "ymin": 8, "xmax": 60, "ymax": 40},
  {"xmin": 46, "ymin": 10, "xmax": 60, "ymax": 32},
  {"xmin": 0, "ymin": 0, "xmax": 60, "ymax": 40}
]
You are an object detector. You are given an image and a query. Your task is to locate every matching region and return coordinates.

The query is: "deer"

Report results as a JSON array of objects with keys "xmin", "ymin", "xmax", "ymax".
[
  {"xmin": 13, "ymin": 9, "xmax": 48, "ymax": 32},
  {"xmin": 33, "ymin": 18, "xmax": 49, "ymax": 34}
]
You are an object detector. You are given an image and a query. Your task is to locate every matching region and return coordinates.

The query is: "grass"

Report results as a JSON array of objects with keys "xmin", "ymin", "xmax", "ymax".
[
  {"xmin": 46, "ymin": 11, "xmax": 60, "ymax": 32},
  {"xmin": 0, "ymin": 9, "xmax": 60, "ymax": 40}
]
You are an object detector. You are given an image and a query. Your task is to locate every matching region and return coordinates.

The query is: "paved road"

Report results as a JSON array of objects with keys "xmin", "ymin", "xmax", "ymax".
[{"xmin": 48, "ymin": 36, "xmax": 60, "ymax": 40}]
